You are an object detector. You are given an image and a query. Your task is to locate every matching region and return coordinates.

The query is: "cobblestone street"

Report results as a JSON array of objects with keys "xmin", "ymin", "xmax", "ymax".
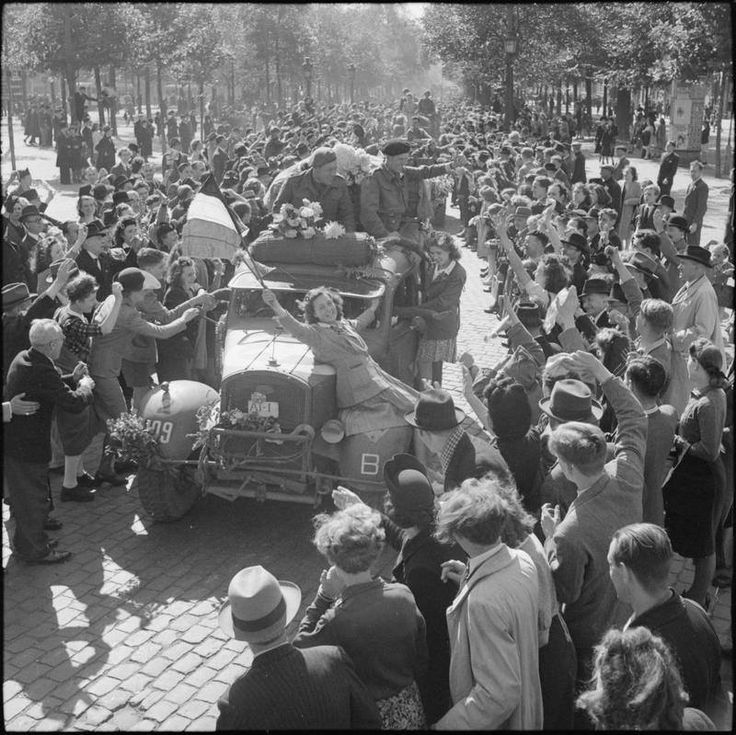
[{"xmin": 3, "ymin": 115, "xmax": 732, "ymax": 730}]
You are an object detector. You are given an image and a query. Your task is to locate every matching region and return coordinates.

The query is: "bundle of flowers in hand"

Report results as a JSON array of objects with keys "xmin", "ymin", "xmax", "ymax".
[
  {"xmin": 269, "ymin": 199, "xmax": 323, "ymax": 239},
  {"xmin": 428, "ymin": 174, "xmax": 454, "ymax": 208},
  {"xmin": 334, "ymin": 142, "xmax": 381, "ymax": 187}
]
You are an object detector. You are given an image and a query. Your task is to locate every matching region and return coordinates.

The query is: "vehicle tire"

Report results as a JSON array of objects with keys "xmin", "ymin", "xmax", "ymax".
[{"xmin": 134, "ymin": 464, "xmax": 202, "ymax": 523}]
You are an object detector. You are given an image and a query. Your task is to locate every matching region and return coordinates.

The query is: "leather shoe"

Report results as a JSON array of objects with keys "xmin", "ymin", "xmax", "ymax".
[
  {"xmin": 25, "ymin": 549, "xmax": 71, "ymax": 565},
  {"xmin": 94, "ymin": 471, "xmax": 127, "ymax": 486},
  {"xmin": 76, "ymin": 472, "xmax": 101, "ymax": 488},
  {"xmin": 60, "ymin": 485, "xmax": 96, "ymax": 502},
  {"xmin": 44, "ymin": 517, "xmax": 63, "ymax": 531}
]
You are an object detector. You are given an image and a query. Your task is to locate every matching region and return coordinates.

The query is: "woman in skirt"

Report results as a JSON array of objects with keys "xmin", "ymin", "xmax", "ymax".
[
  {"xmin": 293, "ymin": 504, "xmax": 427, "ymax": 729},
  {"xmin": 663, "ymin": 338, "xmax": 728, "ymax": 609},
  {"xmin": 394, "ymin": 231, "xmax": 466, "ymax": 387}
]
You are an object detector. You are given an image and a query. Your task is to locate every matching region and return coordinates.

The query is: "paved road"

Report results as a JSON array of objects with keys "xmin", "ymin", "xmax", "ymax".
[{"xmin": 2, "ymin": 117, "xmax": 732, "ymax": 730}]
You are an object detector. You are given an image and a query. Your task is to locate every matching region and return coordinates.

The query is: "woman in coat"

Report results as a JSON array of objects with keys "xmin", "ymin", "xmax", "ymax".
[
  {"xmin": 293, "ymin": 504, "xmax": 428, "ymax": 728},
  {"xmin": 94, "ymin": 126, "xmax": 116, "ymax": 172},
  {"xmin": 262, "ymin": 285, "xmax": 418, "ymax": 437},
  {"xmin": 55, "ymin": 124, "xmax": 72, "ymax": 185},
  {"xmin": 616, "ymin": 165, "xmax": 642, "ymax": 247},
  {"xmin": 393, "ymin": 231, "xmax": 466, "ymax": 387}
]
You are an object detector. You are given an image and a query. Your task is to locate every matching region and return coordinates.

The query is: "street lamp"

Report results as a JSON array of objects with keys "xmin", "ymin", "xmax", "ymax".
[
  {"xmin": 504, "ymin": 35, "xmax": 518, "ymax": 132},
  {"xmin": 347, "ymin": 63, "xmax": 356, "ymax": 104},
  {"xmin": 302, "ymin": 56, "xmax": 313, "ymax": 100}
]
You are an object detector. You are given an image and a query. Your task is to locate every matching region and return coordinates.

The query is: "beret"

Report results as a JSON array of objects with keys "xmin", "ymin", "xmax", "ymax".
[
  {"xmin": 382, "ymin": 139, "xmax": 411, "ymax": 156},
  {"xmin": 310, "ymin": 147, "xmax": 337, "ymax": 168}
]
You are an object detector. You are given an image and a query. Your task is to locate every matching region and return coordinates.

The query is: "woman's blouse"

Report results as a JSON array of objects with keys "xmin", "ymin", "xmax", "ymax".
[{"xmin": 679, "ymin": 387, "xmax": 726, "ymax": 463}]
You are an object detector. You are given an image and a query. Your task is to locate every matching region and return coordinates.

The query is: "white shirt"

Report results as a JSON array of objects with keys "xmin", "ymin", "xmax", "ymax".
[{"xmin": 432, "ymin": 260, "xmax": 456, "ymax": 281}]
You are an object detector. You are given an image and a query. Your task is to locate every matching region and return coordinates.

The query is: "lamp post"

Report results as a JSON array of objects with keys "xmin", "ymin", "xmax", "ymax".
[
  {"xmin": 348, "ymin": 63, "xmax": 356, "ymax": 104},
  {"xmin": 504, "ymin": 35, "xmax": 518, "ymax": 132},
  {"xmin": 302, "ymin": 56, "xmax": 313, "ymax": 100}
]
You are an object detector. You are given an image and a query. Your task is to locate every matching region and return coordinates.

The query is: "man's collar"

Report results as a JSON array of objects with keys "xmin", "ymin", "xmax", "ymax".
[{"xmin": 434, "ymin": 260, "xmax": 456, "ymax": 278}]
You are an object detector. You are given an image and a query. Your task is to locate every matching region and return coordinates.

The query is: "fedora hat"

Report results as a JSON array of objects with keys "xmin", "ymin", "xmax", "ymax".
[
  {"xmin": 19, "ymin": 205, "xmax": 41, "ymax": 221},
  {"xmin": 655, "ymin": 194, "xmax": 675, "ymax": 210},
  {"xmin": 383, "ymin": 454, "xmax": 434, "ymax": 515},
  {"xmin": 93, "ymin": 183, "xmax": 114, "ymax": 201},
  {"xmin": 539, "ymin": 379, "xmax": 603, "ymax": 424},
  {"xmin": 561, "ymin": 232, "xmax": 590, "ymax": 256},
  {"xmin": 218, "ymin": 566, "xmax": 301, "ymax": 643},
  {"xmin": 405, "ymin": 388, "xmax": 465, "ymax": 430},
  {"xmin": 2, "ymin": 282, "xmax": 36, "ymax": 311},
  {"xmin": 678, "ymin": 245, "xmax": 712, "ymax": 268},
  {"xmin": 666, "ymin": 214, "xmax": 689, "ymax": 231},
  {"xmin": 84, "ymin": 219, "xmax": 109, "ymax": 239},
  {"xmin": 580, "ymin": 278, "xmax": 611, "ymax": 297},
  {"xmin": 625, "ymin": 250, "xmax": 660, "ymax": 278}
]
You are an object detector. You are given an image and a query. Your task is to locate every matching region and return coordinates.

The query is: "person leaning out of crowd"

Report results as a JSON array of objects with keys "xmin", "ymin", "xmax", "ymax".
[
  {"xmin": 271, "ymin": 147, "xmax": 356, "ymax": 232},
  {"xmin": 606, "ymin": 522, "xmax": 727, "ymax": 727},
  {"xmin": 53, "ymin": 269, "xmax": 124, "ymax": 500},
  {"xmin": 540, "ymin": 349, "xmax": 647, "ymax": 688},
  {"xmin": 86, "ymin": 268, "xmax": 202, "ymax": 483},
  {"xmin": 215, "ymin": 565, "xmax": 380, "ymax": 730},
  {"xmin": 4, "ymin": 319, "xmax": 96, "ymax": 564},
  {"xmin": 577, "ymin": 626, "xmax": 716, "ymax": 730},
  {"xmin": 332, "ymin": 453, "xmax": 462, "ymax": 725},
  {"xmin": 433, "ymin": 478, "xmax": 543, "ymax": 730},
  {"xmin": 292, "ymin": 503, "xmax": 428, "ymax": 729}
]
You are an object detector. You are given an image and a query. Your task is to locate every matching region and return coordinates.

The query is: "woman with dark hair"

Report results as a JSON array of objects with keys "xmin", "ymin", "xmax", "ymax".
[
  {"xmin": 333, "ymin": 454, "xmax": 462, "ymax": 725},
  {"xmin": 588, "ymin": 183, "xmax": 612, "ymax": 210},
  {"xmin": 157, "ymin": 256, "xmax": 200, "ymax": 381},
  {"xmin": 577, "ymin": 627, "xmax": 714, "ymax": 730},
  {"xmin": 293, "ymin": 504, "xmax": 428, "ymax": 728},
  {"xmin": 262, "ymin": 285, "xmax": 418, "ymax": 438},
  {"xmin": 663, "ymin": 337, "xmax": 727, "ymax": 609},
  {"xmin": 393, "ymin": 231, "xmax": 466, "ymax": 387}
]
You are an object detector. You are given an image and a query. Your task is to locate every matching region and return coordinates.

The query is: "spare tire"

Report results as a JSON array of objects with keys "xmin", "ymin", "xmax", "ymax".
[{"xmin": 133, "ymin": 464, "xmax": 201, "ymax": 523}]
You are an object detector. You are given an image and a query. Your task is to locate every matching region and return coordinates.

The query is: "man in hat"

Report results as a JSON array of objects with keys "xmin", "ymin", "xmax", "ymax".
[
  {"xmin": 671, "ymin": 244, "xmax": 725, "ymax": 363},
  {"xmin": 360, "ymin": 140, "xmax": 454, "ymax": 243},
  {"xmin": 559, "ymin": 232, "xmax": 589, "ymax": 293},
  {"xmin": 611, "ymin": 144, "xmax": 630, "ymax": 182},
  {"xmin": 656, "ymin": 140, "xmax": 679, "ymax": 196},
  {"xmin": 4, "ymin": 318, "xmax": 96, "ymax": 564},
  {"xmin": 271, "ymin": 147, "xmax": 355, "ymax": 231},
  {"xmin": 16, "ymin": 205, "xmax": 47, "ymax": 289},
  {"xmin": 75, "ymin": 219, "xmax": 131, "ymax": 301},
  {"xmin": 570, "ymin": 141, "xmax": 586, "ymax": 185},
  {"xmin": 629, "ymin": 230, "xmax": 672, "ymax": 300},
  {"xmin": 683, "ymin": 160, "xmax": 709, "ymax": 246},
  {"xmin": 216, "ymin": 565, "xmax": 380, "ymax": 729},
  {"xmin": 654, "ymin": 193, "xmax": 675, "ymax": 217},
  {"xmin": 580, "ymin": 278, "xmax": 613, "ymax": 330},
  {"xmin": 653, "ymin": 212, "xmax": 690, "ymax": 297},
  {"xmin": 540, "ymin": 349, "xmax": 646, "ymax": 689},
  {"xmin": 109, "ymin": 148, "xmax": 132, "ymax": 181}
]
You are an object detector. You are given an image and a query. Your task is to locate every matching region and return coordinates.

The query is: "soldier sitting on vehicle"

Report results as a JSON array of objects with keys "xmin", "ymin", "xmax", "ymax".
[{"xmin": 271, "ymin": 147, "xmax": 356, "ymax": 232}]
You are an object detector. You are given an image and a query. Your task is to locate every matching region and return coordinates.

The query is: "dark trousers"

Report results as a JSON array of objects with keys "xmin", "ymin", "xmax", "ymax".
[
  {"xmin": 539, "ymin": 613, "xmax": 577, "ymax": 730},
  {"xmin": 457, "ymin": 196, "xmax": 470, "ymax": 226},
  {"xmin": 4, "ymin": 457, "xmax": 52, "ymax": 560}
]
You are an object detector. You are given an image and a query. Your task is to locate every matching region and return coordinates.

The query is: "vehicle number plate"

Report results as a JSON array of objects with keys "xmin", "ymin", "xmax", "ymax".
[{"xmin": 248, "ymin": 399, "xmax": 279, "ymax": 418}]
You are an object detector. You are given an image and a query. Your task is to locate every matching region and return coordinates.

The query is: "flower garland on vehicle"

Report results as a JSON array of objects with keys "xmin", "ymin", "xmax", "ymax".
[
  {"xmin": 191, "ymin": 400, "xmax": 282, "ymax": 452},
  {"xmin": 269, "ymin": 199, "xmax": 324, "ymax": 239},
  {"xmin": 106, "ymin": 411, "xmax": 165, "ymax": 470}
]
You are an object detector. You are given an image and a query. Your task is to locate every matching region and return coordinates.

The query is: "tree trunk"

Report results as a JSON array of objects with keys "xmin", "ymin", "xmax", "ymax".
[
  {"xmin": 199, "ymin": 80, "xmax": 205, "ymax": 137},
  {"xmin": 615, "ymin": 88, "xmax": 631, "ymax": 143},
  {"xmin": 20, "ymin": 70, "xmax": 28, "ymax": 108},
  {"xmin": 144, "ymin": 67, "xmax": 152, "ymax": 118},
  {"xmin": 715, "ymin": 69, "xmax": 726, "ymax": 178},
  {"xmin": 585, "ymin": 77, "xmax": 592, "ymax": 122},
  {"xmin": 136, "ymin": 72, "xmax": 142, "ymax": 113},
  {"xmin": 556, "ymin": 83, "xmax": 562, "ymax": 115},
  {"xmin": 94, "ymin": 66, "xmax": 105, "ymax": 126},
  {"xmin": 61, "ymin": 75, "xmax": 69, "ymax": 120},
  {"xmin": 109, "ymin": 66, "xmax": 118, "ymax": 137},
  {"xmin": 5, "ymin": 68, "xmax": 17, "ymax": 169},
  {"xmin": 157, "ymin": 62, "xmax": 167, "ymax": 148}
]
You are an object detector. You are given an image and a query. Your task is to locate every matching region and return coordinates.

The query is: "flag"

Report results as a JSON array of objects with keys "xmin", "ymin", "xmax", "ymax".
[{"xmin": 180, "ymin": 173, "xmax": 245, "ymax": 261}]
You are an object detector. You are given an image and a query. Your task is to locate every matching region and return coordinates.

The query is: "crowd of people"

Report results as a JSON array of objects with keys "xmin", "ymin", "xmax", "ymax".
[{"xmin": 2, "ymin": 83, "xmax": 733, "ymax": 730}]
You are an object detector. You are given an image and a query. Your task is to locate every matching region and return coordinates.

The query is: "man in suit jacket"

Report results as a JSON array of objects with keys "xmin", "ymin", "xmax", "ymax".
[
  {"xmin": 541, "ymin": 350, "xmax": 646, "ymax": 685},
  {"xmin": 657, "ymin": 140, "xmax": 679, "ymax": 196},
  {"xmin": 109, "ymin": 148, "xmax": 132, "ymax": 181},
  {"xmin": 611, "ymin": 145, "xmax": 630, "ymax": 181},
  {"xmin": 600, "ymin": 165, "xmax": 622, "ymax": 216},
  {"xmin": 635, "ymin": 184, "xmax": 659, "ymax": 231},
  {"xmin": 216, "ymin": 565, "xmax": 380, "ymax": 730},
  {"xmin": 434, "ymin": 481, "xmax": 543, "ymax": 730},
  {"xmin": 211, "ymin": 135, "xmax": 229, "ymax": 185},
  {"xmin": 570, "ymin": 142, "xmax": 587, "ymax": 184},
  {"xmin": 683, "ymin": 160, "xmax": 709, "ymax": 246},
  {"xmin": 4, "ymin": 319, "xmax": 95, "ymax": 563},
  {"xmin": 74, "ymin": 219, "xmax": 132, "ymax": 300}
]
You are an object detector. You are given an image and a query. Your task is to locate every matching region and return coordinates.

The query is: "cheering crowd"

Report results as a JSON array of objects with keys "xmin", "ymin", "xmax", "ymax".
[{"xmin": 2, "ymin": 86, "xmax": 733, "ymax": 730}]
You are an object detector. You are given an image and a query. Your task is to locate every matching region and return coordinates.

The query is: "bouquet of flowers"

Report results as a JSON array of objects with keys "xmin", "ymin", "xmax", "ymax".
[
  {"xmin": 191, "ymin": 400, "xmax": 282, "ymax": 452},
  {"xmin": 106, "ymin": 411, "xmax": 164, "ymax": 469},
  {"xmin": 322, "ymin": 221, "xmax": 346, "ymax": 239},
  {"xmin": 334, "ymin": 142, "xmax": 381, "ymax": 187},
  {"xmin": 269, "ymin": 199, "xmax": 324, "ymax": 239}
]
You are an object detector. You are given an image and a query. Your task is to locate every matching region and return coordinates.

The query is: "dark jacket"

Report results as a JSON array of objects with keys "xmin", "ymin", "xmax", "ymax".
[
  {"xmin": 683, "ymin": 177, "xmax": 709, "ymax": 228},
  {"xmin": 629, "ymin": 590, "xmax": 727, "ymax": 726},
  {"xmin": 2, "ymin": 293, "xmax": 60, "ymax": 378},
  {"xmin": 216, "ymin": 643, "xmax": 380, "ymax": 730},
  {"xmin": 95, "ymin": 136, "xmax": 116, "ymax": 171},
  {"xmin": 272, "ymin": 168, "xmax": 356, "ymax": 232},
  {"xmin": 75, "ymin": 248, "xmax": 131, "ymax": 301},
  {"xmin": 383, "ymin": 519, "xmax": 462, "ymax": 724},
  {"xmin": 601, "ymin": 177, "xmax": 622, "ymax": 214},
  {"xmin": 3, "ymin": 347, "xmax": 94, "ymax": 463},
  {"xmin": 657, "ymin": 151, "xmax": 679, "ymax": 187},
  {"xmin": 570, "ymin": 151, "xmax": 587, "ymax": 185}
]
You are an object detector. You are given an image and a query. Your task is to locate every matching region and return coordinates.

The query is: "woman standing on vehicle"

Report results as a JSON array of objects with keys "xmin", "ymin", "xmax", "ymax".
[
  {"xmin": 393, "ymin": 231, "xmax": 466, "ymax": 387},
  {"xmin": 262, "ymin": 285, "xmax": 418, "ymax": 437}
]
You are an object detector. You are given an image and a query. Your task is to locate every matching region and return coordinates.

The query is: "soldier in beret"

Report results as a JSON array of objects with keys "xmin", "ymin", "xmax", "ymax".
[{"xmin": 360, "ymin": 139, "xmax": 454, "ymax": 244}]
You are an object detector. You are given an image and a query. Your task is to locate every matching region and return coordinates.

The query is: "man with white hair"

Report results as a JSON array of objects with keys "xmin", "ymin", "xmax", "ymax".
[{"xmin": 4, "ymin": 319, "xmax": 96, "ymax": 564}]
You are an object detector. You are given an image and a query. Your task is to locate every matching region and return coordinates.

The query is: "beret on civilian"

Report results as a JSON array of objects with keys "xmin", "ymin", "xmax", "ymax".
[
  {"xmin": 310, "ymin": 147, "xmax": 337, "ymax": 168},
  {"xmin": 382, "ymin": 139, "xmax": 411, "ymax": 156}
]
